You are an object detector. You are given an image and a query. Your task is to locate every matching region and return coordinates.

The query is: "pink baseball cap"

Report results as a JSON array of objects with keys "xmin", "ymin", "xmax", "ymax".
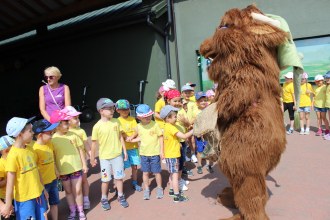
[
  {"xmin": 61, "ymin": 106, "xmax": 82, "ymax": 117},
  {"xmin": 205, "ymin": 90, "xmax": 215, "ymax": 97},
  {"xmin": 50, "ymin": 110, "xmax": 72, "ymax": 123},
  {"xmin": 158, "ymin": 86, "xmax": 166, "ymax": 94}
]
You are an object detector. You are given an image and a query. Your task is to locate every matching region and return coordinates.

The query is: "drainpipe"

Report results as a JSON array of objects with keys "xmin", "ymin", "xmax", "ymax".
[{"xmin": 147, "ymin": 0, "xmax": 173, "ymax": 79}]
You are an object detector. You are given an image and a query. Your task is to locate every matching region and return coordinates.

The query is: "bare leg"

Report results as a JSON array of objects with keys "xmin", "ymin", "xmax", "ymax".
[
  {"xmin": 143, "ymin": 172, "xmax": 150, "ymax": 190},
  {"xmin": 101, "ymin": 182, "xmax": 109, "ymax": 198},
  {"xmin": 115, "ymin": 179, "xmax": 124, "ymax": 195},
  {"xmin": 49, "ymin": 205, "xmax": 58, "ymax": 220},
  {"xmin": 71, "ymin": 177, "xmax": 83, "ymax": 206},
  {"xmin": 82, "ymin": 173, "xmax": 89, "ymax": 198},
  {"xmin": 131, "ymin": 165, "xmax": 138, "ymax": 181},
  {"xmin": 155, "ymin": 173, "xmax": 162, "ymax": 188}
]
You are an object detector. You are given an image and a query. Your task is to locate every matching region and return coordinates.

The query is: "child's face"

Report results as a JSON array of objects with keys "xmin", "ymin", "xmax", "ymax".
[
  {"xmin": 285, "ymin": 77, "xmax": 293, "ymax": 83},
  {"xmin": 182, "ymin": 90, "xmax": 192, "ymax": 100},
  {"xmin": 100, "ymin": 107, "xmax": 115, "ymax": 119},
  {"xmin": 117, "ymin": 109, "xmax": 130, "ymax": 118},
  {"xmin": 197, "ymin": 97, "xmax": 208, "ymax": 110},
  {"xmin": 165, "ymin": 112, "xmax": 177, "ymax": 125},
  {"xmin": 138, "ymin": 115, "xmax": 152, "ymax": 125},
  {"xmin": 326, "ymin": 78, "xmax": 330, "ymax": 84},
  {"xmin": 69, "ymin": 116, "xmax": 80, "ymax": 128},
  {"xmin": 315, "ymin": 80, "xmax": 324, "ymax": 87},
  {"xmin": 208, "ymin": 95, "xmax": 215, "ymax": 102},
  {"xmin": 301, "ymin": 78, "xmax": 307, "ymax": 85},
  {"xmin": 168, "ymin": 97, "xmax": 182, "ymax": 108},
  {"xmin": 20, "ymin": 124, "xmax": 34, "ymax": 143},
  {"xmin": 39, "ymin": 130, "xmax": 54, "ymax": 142},
  {"xmin": 57, "ymin": 120, "xmax": 69, "ymax": 133}
]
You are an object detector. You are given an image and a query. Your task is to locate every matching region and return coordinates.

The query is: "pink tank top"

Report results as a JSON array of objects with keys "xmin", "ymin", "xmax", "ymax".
[{"xmin": 43, "ymin": 84, "xmax": 65, "ymax": 116}]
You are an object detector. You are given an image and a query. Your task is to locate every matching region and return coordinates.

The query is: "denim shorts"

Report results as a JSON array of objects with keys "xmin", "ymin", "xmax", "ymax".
[
  {"xmin": 314, "ymin": 107, "xmax": 327, "ymax": 112},
  {"xmin": 44, "ymin": 179, "xmax": 60, "ymax": 205},
  {"xmin": 195, "ymin": 137, "xmax": 207, "ymax": 153},
  {"xmin": 59, "ymin": 170, "xmax": 83, "ymax": 181},
  {"xmin": 298, "ymin": 106, "xmax": 311, "ymax": 113},
  {"xmin": 14, "ymin": 191, "xmax": 47, "ymax": 220},
  {"xmin": 100, "ymin": 156, "xmax": 125, "ymax": 182},
  {"xmin": 124, "ymin": 148, "xmax": 141, "ymax": 169},
  {"xmin": 165, "ymin": 158, "xmax": 179, "ymax": 173},
  {"xmin": 140, "ymin": 155, "xmax": 161, "ymax": 173}
]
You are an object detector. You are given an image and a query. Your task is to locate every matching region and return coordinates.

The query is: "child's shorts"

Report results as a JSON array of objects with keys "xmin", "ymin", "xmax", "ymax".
[
  {"xmin": 124, "ymin": 148, "xmax": 141, "ymax": 169},
  {"xmin": 14, "ymin": 191, "xmax": 48, "ymax": 220},
  {"xmin": 44, "ymin": 179, "xmax": 60, "ymax": 205},
  {"xmin": 140, "ymin": 155, "xmax": 161, "ymax": 173},
  {"xmin": 59, "ymin": 170, "xmax": 83, "ymax": 181},
  {"xmin": 314, "ymin": 107, "xmax": 327, "ymax": 112},
  {"xmin": 165, "ymin": 158, "xmax": 179, "ymax": 173},
  {"xmin": 298, "ymin": 106, "xmax": 311, "ymax": 113},
  {"xmin": 100, "ymin": 155, "xmax": 125, "ymax": 182},
  {"xmin": 195, "ymin": 137, "xmax": 207, "ymax": 153}
]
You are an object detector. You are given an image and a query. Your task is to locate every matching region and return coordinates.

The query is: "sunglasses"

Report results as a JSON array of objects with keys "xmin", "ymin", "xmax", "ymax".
[{"xmin": 44, "ymin": 75, "xmax": 56, "ymax": 80}]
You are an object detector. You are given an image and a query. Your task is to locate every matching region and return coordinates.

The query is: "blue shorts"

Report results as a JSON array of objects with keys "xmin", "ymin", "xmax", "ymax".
[
  {"xmin": 314, "ymin": 107, "xmax": 327, "ymax": 112},
  {"xmin": 298, "ymin": 106, "xmax": 311, "ymax": 113},
  {"xmin": 165, "ymin": 158, "xmax": 179, "ymax": 173},
  {"xmin": 14, "ymin": 191, "xmax": 48, "ymax": 220},
  {"xmin": 195, "ymin": 137, "xmax": 207, "ymax": 153},
  {"xmin": 124, "ymin": 148, "xmax": 141, "ymax": 169},
  {"xmin": 44, "ymin": 179, "xmax": 60, "ymax": 205},
  {"xmin": 140, "ymin": 155, "xmax": 161, "ymax": 173}
]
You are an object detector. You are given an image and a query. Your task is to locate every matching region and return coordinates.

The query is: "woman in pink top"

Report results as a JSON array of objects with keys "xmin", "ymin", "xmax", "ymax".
[{"xmin": 39, "ymin": 66, "xmax": 71, "ymax": 121}]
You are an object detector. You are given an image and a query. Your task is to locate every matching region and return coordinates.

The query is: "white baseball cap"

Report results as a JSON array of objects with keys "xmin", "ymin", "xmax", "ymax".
[
  {"xmin": 314, "ymin": 75, "xmax": 324, "ymax": 81},
  {"xmin": 6, "ymin": 116, "xmax": 36, "ymax": 137},
  {"xmin": 284, "ymin": 72, "xmax": 293, "ymax": 79},
  {"xmin": 162, "ymin": 79, "xmax": 176, "ymax": 90}
]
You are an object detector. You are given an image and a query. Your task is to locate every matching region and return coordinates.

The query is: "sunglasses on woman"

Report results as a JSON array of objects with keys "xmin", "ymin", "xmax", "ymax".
[{"xmin": 44, "ymin": 75, "xmax": 56, "ymax": 80}]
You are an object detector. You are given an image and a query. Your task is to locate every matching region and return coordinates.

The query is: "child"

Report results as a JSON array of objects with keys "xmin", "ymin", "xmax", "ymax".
[
  {"xmin": 160, "ymin": 105, "xmax": 193, "ymax": 203},
  {"xmin": 205, "ymin": 89, "xmax": 215, "ymax": 104},
  {"xmin": 313, "ymin": 75, "xmax": 329, "ymax": 136},
  {"xmin": 90, "ymin": 98, "xmax": 128, "ymax": 210},
  {"xmin": 324, "ymin": 71, "xmax": 330, "ymax": 139},
  {"xmin": 154, "ymin": 86, "xmax": 167, "ymax": 129},
  {"xmin": 282, "ymin": 72, "xmax": 296, "ymax": 134},
  {"xmin": 32, "ymin": 119, "xmax": 60, "ymax": 220},
  {"xmin": 50, "ymin": 110, "xmax": 88, "ymax": 220},
  {"xmin": 127, "ymin": 104, "xmax": 164, "ymax": 200},
  {"xmin": 116, "ymin": 99, "xmax": 142, "ymax": 192},
  {"xmin": 191, "ymin": 92, "xmax": 214, "ymax": 174},
  {"xmin": 0, "ymin": 135, "xmax": 15, "ymax": 220},
  {"xmin": 298, "ymin": 73, "xmax": 314, "ymax": 135},
  {"xmin": 2, "ymin": 117, "xmax": 48, "ymax": 220},
  {"xmin": 65, "ymin": 106, "xmax": 92, "ymax": 209}
]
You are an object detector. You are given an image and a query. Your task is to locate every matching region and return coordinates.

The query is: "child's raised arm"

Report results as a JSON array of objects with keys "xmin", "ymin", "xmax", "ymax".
[{"xmin": 176, "ymin": 129, "xmax": 194, "ymax": 140}]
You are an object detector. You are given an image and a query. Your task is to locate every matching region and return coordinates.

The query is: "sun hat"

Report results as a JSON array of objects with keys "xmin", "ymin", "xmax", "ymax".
[
  {"xmin": 96, "ymin": 98, "xmax": 115, "ymax": 111},
  {"xmin": 314, "ymin": 75, "xmax": 324, "ymax": 81},
  {"xmin": 324, "ymin": 71, "xmax": 330, "ymax": 79},
  {"xmin": 136, "ymin": 104, "xmax": 154, "ymax": 117},
  {"xmin": 205, "ymin": 90, "xmax": 215, "ymax": 97},
  {"xmin": 158, "ymin": 86, "xmax": 166, "ymax": 94},
  {"xmin": 162, "ymin": 79, "xmax": 176, "ymax": 90},
  {"xmin": 116, "ymin": 99, "xmax": 130, "ymax": 110},
  {"xmin": 160, "ymin": 105, "xmax": 179, "ymax": 119},
  {"xmin": 61, "ymin": 106, "xmax": 81, "ymax": 117},
  {"xmin": 0, "ymin": 135, "xmax": 14, "ymax": 151},
  {"xmin": 32, "ymin": 119, "xmax": 59, "ymax": 134},
  {"xmin": 181, "ymin": 85, "xmax": 194, "ymax": 92},
  {"xmin": 302, "ymin": 72, "xmax": 308, "ymax": 79},
  {"xmin": 50, "ymin": 110, "xmax": 72, "ymax": 123},
  {"xmin": 6, "ymin": 116, "xmax": 36, "ymax": 137},
  {"xmin": 165, "ymin": 89, "xmax": 181, "ymax": 100},
  {"xmin": 195, "ymin": 91, "xmax": 207, "ymax": 101},
  {"xmin": 284, "ymin": 72, "xmax": 293, "ymax": 79}
]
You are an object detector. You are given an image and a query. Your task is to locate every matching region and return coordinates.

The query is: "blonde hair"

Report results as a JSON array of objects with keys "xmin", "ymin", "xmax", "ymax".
[{"xmin": 44, "ymin": 66, "xmax": 62, "ymax": 78}]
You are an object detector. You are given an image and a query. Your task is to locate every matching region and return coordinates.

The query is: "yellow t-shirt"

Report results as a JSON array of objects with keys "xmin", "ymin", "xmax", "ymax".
[
  {"xmin": 189, "ymin": 96, "xmax": 196, "ymax": 102},
  {"xmin": 32, "ymin": 142, "xmax": 56, "ymax": 185},
  {"xmin": 176, "ymin": 108, "xmax": 188, "ymax": 142},
  {"xmin": 137, "ymin": 121, "xmax": 163, "ymax": 156},
  {"xmin": 314, "ymin": 85, "xmax": 326, "ymax": 108},
  {"xmin": 52, "ymin": 131, "xmax": 83, "ymax": 175},
  {"xmin": 0, "ymin": 157, "xmax": 7, "ymax": 199},
  {"xmin": 187, "ymin": 101, "xmax": 198, "ymax": 123},
  {"xmin": 299, "ymin": 83, "xmax": 314, "ymax": 107},
  {"xmin": 282, "ymin": 82, "xmax": 294, "ymax": 103},
  {"xmin": 154, "ymin": 98, "xmax": 165, "ymax": 128},
  {"xmin": 5, "ymin": 146, "xmax": 44, "ymax": 202},
  {"xmin": 92, "ymin": 119, "xmax": 123, "ymax": 159},
  {"xmin": 325, "ymin": 85, "xmax": 330, "ymax": 108},
  {"xmin": 163, "ymin": 123, "xmax": 181, "ymax": 158},
  {"xmin": 69, "ymin": 127, "xmax": 88, "ymax": 153},
  {"xmin": 118, "ymin": 116, "xmax": 138, "ymax": 150}
]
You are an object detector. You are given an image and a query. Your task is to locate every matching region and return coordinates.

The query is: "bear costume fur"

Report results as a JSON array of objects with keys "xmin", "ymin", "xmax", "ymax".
[{"xmin": 200, "ymin": 5, "xmax": 287, "ymax": 220}]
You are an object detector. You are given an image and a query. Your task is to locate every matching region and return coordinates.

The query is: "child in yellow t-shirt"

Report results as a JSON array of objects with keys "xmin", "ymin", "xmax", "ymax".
[
  {"xmin": 64, "ymin": 106, "xmax": 92, "ymax": 210},
  {"xmin": 282, "ymin": 72, "xmax": 296, "ymax": 134},
  {"xmin": 313, "ymin": 75, "xmax": 329, "ymax": 136},
  {"xmin": 127, "ymin": 104, "xmax": 164, "ymax": 200},
  {"xmin": 160, "ymin": 105, "xmax": 193, "ymax": 203},
  {"xmin": 32, "ymin": 119, "xmax": 60, "ymax": 220},
  {"xmin": 50, "ymin": 110, "xmax": 88, "ymax": 220},
  {"xmin": 0, "ymin": 135, "xmax": 15, "ymax": 220},
  {"xmin": 323, "ymin": 72, "xmax": 330, "ymax": 139},
  {"xmin": 2, "ymin": 117, "xmax": 47, "ymax": 220},
  {"xmin": 116, "ymin": 99, "xmax": 142, "ymax": 192},
  {"xmin": 298, "ymin": 73, "xmax": 315, "ymax": 135},
  {"xmin": 90, "ymin": 98, "xmax": 128, "ymax": 210}
]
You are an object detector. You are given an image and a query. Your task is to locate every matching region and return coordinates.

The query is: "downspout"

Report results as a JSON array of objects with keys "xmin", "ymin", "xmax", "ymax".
[{"xmin": 147, "ymin": 0, "xmax": 173, "ymax": 79}]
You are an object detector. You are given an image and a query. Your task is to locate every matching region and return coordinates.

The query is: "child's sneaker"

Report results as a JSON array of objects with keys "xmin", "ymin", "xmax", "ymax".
[
  {"xmin": 78, "ymin": 211, "xmax": 87, "ymax": 220},
  {"xmin": 179, "ymin": 179, "xmax": 188, "ymax": 191},
  {"xmin": 206, "ymin": 165, "xmax": 214, "ymax": 173},
  {"xmin": 132, "ymin": 182, "xmax": 142, "ymax": 192},
  {"xmin": 143, "ymin": 190, "xmax": 150, "ymax": 200},
  {"xmin": 286, "ymin": 129, "xmax": 294, "ymax": 135},
  {"xmin": 316, "ymin": 128, "xmax": 322, "ymax": 136},
  {"xmin": 173, "ymin": 194, "xmax": 189, "ymax": 203},
  {"xmin": 101, "ymin": 198, "xmax": 111, "ymax": 211},
  {"xmin": 67, "ymin": 211, "xmax": 77, "ymax": 220},
  {"xmin": 182, "ymin": 167, "xmax": 193, "ymax": 176},
  {"xmin": 185, "ymin": 156, "xmax": 191, "ymax": 162},
  {"xmin": 197, "ymin": 166, "xmax": 203, "ymax": 174},
  {"xmin": 83, "ymin": 200, "xmax": 90, "ymax": 210},
  {"xmin": 118, "ymin": 195, "xmax": 129, "ymax": 208},
  {"xmin": 324, "ymin": 134, "xmax": 330, "ymax": 141},
  {"xmin": 168, "ymin": 189, "xmax": 175, "ymax": 197},
  {"xmin": 304, "ymin": 130, "xmax": 310, "ymax": 135},
  {"xmin": 299, "ymin": 130, "xmax": 305, "ymax": 135},
  {"xmin": 156, "ymin": 187, "xmax": 164, "ymax": 199}
]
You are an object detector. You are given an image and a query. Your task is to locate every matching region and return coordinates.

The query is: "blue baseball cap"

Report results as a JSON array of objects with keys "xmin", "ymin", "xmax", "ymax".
[
  {"xmin": 195, "ymin": 91, "xmax": 207, "ymax": 101},
  {"xmin": 0, "ymin": 135, "xmax": 14, "ymax": 151},
  {"xmin": 324, "ymin": 71, "xmax": 330, "ymax": 79},
  {"xmin": 6, "ymin": 116, "xmax": 36, "ymax": 137},
  {"xmin": 136, "ymin": 104, "xmax": 154, "ymax": 117},
  {"xmin": 116, "ymin": 99, "xmax": 130, "ymax": 110},
  {"xmin": 96, "ymin": 98, "xmax": 115, "ymax": 111},
  {"xmin": 160, "ymin": 105, "xmax": 179, "ymax": 119},
  {"xmin": 32, "ymin": 119, "xmax": 59, "ymax": 134}
]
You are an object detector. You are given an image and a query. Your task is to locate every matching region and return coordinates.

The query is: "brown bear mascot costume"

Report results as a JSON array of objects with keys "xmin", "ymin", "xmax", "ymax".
[{"xmin": 199, "ymin": 5, "xmax": 287, "ymax": 220}]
